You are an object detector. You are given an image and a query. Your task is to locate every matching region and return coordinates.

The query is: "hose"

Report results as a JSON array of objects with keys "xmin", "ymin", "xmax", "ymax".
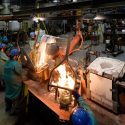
[{"xmin": 69, "ymin": 31, "xmax": 84, "ymax": 55}]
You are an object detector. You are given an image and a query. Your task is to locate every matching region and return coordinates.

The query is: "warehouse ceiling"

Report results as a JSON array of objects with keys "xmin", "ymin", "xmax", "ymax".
[
  {"xmin": 0, "ymin": 0, "xmax": 124, "ymax": 12},
  {"xmin": 0, "ymin": 0, "xmax": 36, "ymax": 6},
  {"xmin": 0, "ymin": 0, "xmax": 125, "ymax": 21}
]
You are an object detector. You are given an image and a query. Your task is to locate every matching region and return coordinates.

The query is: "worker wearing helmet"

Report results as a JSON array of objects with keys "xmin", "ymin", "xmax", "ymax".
[
  {"xmin": 29, "ymin": 32, "xmax": 36, "ymax": 49},
  {"xmin": 71, "ymin": 90, "xmax": 99, "ymax": 125},
  {"xmin": 0, "ymin": 43, "xmax": 9, "ymax": 90},
  {"xmin": 3, "ymin": 48, "xmax": 23, "ymax": 114},
  {"xmin": 0, "ymin": 43, "xmax": 9, "ymax": 62},
  {"xmin": 71, "ymin": 70, "xmax": 99, "ymax": 125}
]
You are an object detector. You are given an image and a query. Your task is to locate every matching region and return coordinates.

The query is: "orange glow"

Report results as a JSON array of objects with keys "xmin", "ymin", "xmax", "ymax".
[
  {"xmin": 36, "ymin": 40, "xmax": 47, "ymax": 69},
  {"xmin": 51, "ymin": 64, "xmax": 75, "ymax": 90}
]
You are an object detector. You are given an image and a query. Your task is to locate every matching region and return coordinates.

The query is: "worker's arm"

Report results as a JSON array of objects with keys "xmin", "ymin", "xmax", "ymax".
[
  {"xmin": 78, "ymin": 69, "xmax": 87, "ymax": 97},
  {"xmin": 72, "ymin": 90, "xmax": 89, "ymax": 110},
  {"xmin": 72, "ymin": 90, "xmax": 99, "ymax": 125}
]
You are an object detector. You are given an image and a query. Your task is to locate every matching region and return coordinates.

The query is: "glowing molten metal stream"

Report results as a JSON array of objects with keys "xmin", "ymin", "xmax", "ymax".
[
  {"xmin": 52, "ymin": 64, "xmax": 75, "ymax": 90},
  {"xmin": 36, "ymin": 40, "xmax": 47, "ymax": 69}
]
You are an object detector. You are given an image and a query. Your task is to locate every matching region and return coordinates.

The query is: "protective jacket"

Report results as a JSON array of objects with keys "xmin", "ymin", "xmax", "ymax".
[
  {"xmin": 4, "ymin": 60, "xmax": 22, "ymax": 100},
  {"xmin": 73, "ymin": 91, "xmax": 99, "ymax": 125},
  {"xmin": 77, "ymin": 97, "xmax": 99, "ymax": 125}
]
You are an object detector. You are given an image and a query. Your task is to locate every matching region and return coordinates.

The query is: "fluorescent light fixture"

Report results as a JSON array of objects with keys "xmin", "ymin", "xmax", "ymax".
[
  {"xmin": 94, "ymin": 14, "xmax": 106, "ymax": 20},
  {"xmin": 53, "ymin": 0, "xmax": 60, "ymax": 3},
  {"xmin": 73, "ymin": 0, "xmax": 77, "ymax": 2},
  {"xmin": 33, "ymin": 17, "xmax": 46, "ymax": 22}
]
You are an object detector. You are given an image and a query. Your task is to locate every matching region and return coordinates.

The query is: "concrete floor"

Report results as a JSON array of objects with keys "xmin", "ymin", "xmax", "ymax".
[
  {"xmin": 87, "ymin": 99, "xmax": 125, "ymax": 125},
  {"xmin": 0, "ymin": 91, "xmax": 125, "ymax": 125},
  {"xmin": 0, "ymin": 42, "xmax": 125, "ymax": 125},
  {"xmin": 0, "ymin": 92, "xmax": 17, "ymax": 125}
]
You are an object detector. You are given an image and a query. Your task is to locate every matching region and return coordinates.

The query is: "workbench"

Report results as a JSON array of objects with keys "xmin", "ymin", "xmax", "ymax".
[{"xmin": 24, "ymin": 80, "xmax": 73, "ymax": 125}]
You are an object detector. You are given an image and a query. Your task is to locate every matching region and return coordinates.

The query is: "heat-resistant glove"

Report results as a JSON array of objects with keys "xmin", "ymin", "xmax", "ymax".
[{"xmin": 72, "ymin": 90, "xmax": 80, "ymax": 100}]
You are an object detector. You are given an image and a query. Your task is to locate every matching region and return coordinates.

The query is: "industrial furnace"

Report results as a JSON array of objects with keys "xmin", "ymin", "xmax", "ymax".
[{"xmin": 87, "ymin": 57, "xmax": 125, "ymax": 113}]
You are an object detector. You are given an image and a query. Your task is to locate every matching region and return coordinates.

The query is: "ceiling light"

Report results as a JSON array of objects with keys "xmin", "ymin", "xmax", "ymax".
[
  {"xmin": 94, "ymin": 14, "xmax": 107, "ymax": 20},
  {"xmin": 33, "ymin": 16, "xmax": 46, "ymax": 23},
  {"xmin": 53, "ymin": 0, "xmax": 60, "ymax": 3}
]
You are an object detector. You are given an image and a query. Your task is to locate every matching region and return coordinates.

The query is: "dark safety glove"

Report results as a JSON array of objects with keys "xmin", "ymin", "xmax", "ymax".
[{"xmin": 72, "ymin": 90, "xmax": 80, "ymax": 100}]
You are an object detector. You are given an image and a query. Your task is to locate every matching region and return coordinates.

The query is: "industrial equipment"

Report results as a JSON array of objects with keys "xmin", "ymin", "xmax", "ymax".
[
  {"xmin": 104, "ymin": 32, "xmax": 124, "ymax": 57},
  {"xmin": 87, "ymin": 57, "xmax": 125, "ymax": 113},
  {"xmin": 21, "ymin": 35, "xmax": 66, "ymax": 82},
  {"xmin": 21, "ymin": 34, "xmax": 80, "ymax": 111},
  {"xmin": 47, "ymin": 36, "xmax": 77, "ymax": 110}
]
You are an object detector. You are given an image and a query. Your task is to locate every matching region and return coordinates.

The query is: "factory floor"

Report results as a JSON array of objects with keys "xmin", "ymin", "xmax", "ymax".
[
  {"xmin": 0, "ymin": 42, "xmax": 125, "ymax": 125},
  {"xmin": 0, "ymin": 91, "xmax": 17, "ymax": 125},
  {"xmin": 87, "ymin": 99, "xmax": 125, "ymax": 125},
  {"xmin": 0, "ymin": 91, "xmax": 125, "ymax": 125}
]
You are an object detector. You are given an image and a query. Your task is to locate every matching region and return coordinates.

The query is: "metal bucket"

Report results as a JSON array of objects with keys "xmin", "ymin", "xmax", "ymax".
[
  {"xmin": 35, "ymin": 64, "xmax": 50, "ymax": 81},
  {"xmin": 28, "ymin": 64, "xmax": 50, "ymax": 82}
]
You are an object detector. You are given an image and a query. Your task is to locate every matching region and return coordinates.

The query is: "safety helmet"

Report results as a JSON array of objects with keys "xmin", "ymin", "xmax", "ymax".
[
  {"xmin": 2, "ymin": 36, "xmax": 8, "ymax": 43},
  {"xmin": 10, "ymin": 48, "xmax": 20, "ymax": 57},
  {"xmin": 0, "ymin": 43, "xmax": 7, "ymax": 49},
  {"xmin": 71, "ymin": 107, "xmax": 91, "ymax": 125},
  {"xmin": 30, "ymin": 32, "xmax": 35, "ymax": 38}
]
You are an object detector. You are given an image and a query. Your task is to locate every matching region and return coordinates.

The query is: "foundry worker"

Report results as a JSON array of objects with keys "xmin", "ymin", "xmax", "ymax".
[
  {"xmin": 71, "ymin": 89, "xmax": 98, "ymax": 125},
  {"xmin": 3, "ymin": 48, "xmax": 23, "ymax": 114},
  {"xmin": 0, "ymin": 43, "xmax": 9, "ymax": 62},
  {"xmin": 29, "ymin": 31, "xmax": 36, "ymax": 49},
  {"xmin": 70, "ymin": 68, "xmax": 98, "ymax": 125},
  {"xmin": 0, "ymin": 43, "xmax": 9, "ymax": 90}
]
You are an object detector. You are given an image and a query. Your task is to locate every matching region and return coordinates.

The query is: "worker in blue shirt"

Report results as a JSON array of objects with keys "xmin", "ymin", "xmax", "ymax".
[
  {"xmin": 71, "ymin": 90, "xmax": 99, "ymax": 125},
  {"xmin": 3, "ymin": 48, "xmax": 23, "ymax": 114},
  {"xmin": 71, "ymin": 70, "xmax": 99, "ymax": 125}
]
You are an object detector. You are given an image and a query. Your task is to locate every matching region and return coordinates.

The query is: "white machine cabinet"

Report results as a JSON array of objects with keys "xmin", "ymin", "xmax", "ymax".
[{"xmin": 87, "ymin": 57, "xmax": 125, "ymax": 113}]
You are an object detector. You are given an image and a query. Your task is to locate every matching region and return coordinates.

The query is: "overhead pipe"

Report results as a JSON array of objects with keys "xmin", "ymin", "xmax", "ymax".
[
  {"xmin": 13, "ymin": 0, "xmax": 92, "ymax": 15},
  {"xmin": 13, "ymin": 0, "xmax": 125, "ymax": 16},
  {"xmin": 0, "ymin": 15, "xmax": 30, "ymax": 21}
]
